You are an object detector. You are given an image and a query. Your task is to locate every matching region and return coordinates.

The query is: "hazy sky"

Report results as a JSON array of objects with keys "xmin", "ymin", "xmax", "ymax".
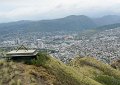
[{"xmin": 0, "ymin": 0, "xmax": 120, "ymax": 22}]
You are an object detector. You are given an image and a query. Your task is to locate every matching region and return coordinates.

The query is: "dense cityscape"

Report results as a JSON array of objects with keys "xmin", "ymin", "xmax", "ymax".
[{"xmin": 0, "ymin": 28, "xmax": 120, "ymax": 64}]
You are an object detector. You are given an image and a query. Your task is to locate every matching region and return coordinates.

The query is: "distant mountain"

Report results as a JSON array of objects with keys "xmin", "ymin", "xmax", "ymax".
[
  {"xmin": 0, "ymin": 15, "xmax": 97, "ymax": 34},
  {"xmin": 94, "ymin": 15, "xmax": 120, "ymax": 26},
  {"xmin": 1, "ymin": 15, "xmax": 120, "ymax": 35}
]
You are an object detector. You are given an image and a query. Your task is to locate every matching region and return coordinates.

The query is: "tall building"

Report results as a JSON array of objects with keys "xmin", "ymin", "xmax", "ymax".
[
  {"xmin": 37, "ymin": 39, "xmax": 44, "ymax": 48},
  {"xmin": 33, "ymin": 36, "xmax": 37, "ymax": 44},
  {"xmin": 16, "ymin": 38, "xmax": 20, "ymax": 45}
]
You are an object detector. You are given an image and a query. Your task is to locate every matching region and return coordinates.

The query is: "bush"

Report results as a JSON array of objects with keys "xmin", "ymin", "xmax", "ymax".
[{"xmin": 31, "ymin": 52, "xmax": 50, "ymax": 66}]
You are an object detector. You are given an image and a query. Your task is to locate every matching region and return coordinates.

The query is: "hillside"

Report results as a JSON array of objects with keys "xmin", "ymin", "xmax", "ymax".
[
  {"xmin": 1, "ymin": 53, "xmax": 120, "ymax": 85},
  {"xmin": 1, "ymin": 15, "xmax": 120, "ymax": 35},
  {"xmin": 94, "ymin": 15, "xmax": 120, "ymax": 26},
  {"xmin": 0, "ymin": 15, "xmax": 96, "ymax": 35},
  {"xmin": 111, "ymin": 60, "xmax": 120, "ymax": 70},
  {"xmin": 94, "ymin": 23, "xmax": 120, "ymax": 31},
  {"xmin": 81, "ymin": 23, "xmax": 120, "ymax": 37},
  {"xmin": 70, "ymin": 57, "xmax": 120, "ymax": 85}
]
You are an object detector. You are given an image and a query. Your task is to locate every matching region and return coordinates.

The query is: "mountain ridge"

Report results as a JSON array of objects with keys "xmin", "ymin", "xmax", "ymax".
[
  {"xmin": 0, "ymin": 15, "xmax": 97, "ymax": 35},
  {"xmin": 0, "ymin": 53, "xmax": 120, "ymax": 85},
  {"xmin": 0, "ymin": 15, "xmax": 120, "ymax": 35},
  {"xmin": 94, "ymin": 15, "xmax": 120, "ymax": 26}
]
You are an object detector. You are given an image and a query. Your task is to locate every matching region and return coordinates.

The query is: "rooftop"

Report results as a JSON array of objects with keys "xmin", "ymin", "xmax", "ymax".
[
  {"xmin": 6, "ymin": 49, "xmax": 38, "ymax": 57},
  {"xmin": 7, "ymin": 50, "xmax": 36, "ymax": 54}
]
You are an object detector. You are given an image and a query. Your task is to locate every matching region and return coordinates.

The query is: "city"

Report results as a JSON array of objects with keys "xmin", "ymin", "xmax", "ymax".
[{"xmin": 0, "ymin": 28, "xmax": 120, "ymax": 64}]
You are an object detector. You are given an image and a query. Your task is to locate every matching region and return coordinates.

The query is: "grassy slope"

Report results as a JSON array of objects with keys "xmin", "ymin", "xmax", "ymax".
[
  {"xmin": 31, "ymin": 53, "xmax": 102, "ymax": 85},
  {"xmin": 0, "ymin": 60, "xmax": 56, "ymax": 85},
  {"xmin": 43, "ymin": 57, "xmax": 102, "ymax": 85},
  {"xmin": 1, "ymin": 54, "xmax": 120, "ymax": 85},
  {"xmin": 111, "ymin": 60, "xmax": 120, "ymax": 70},
  {"xmin": 69, "ymin": 57, "xmax": 120, "ymax": 85}
]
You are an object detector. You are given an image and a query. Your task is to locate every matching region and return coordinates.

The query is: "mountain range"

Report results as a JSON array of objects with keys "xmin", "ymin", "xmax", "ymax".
[{"xmin": 0, "ymin": 15, "xmax": 120, "ymax": 34}]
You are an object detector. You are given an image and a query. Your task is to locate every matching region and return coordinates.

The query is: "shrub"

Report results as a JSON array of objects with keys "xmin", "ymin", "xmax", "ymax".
[{"xmin": 31, "ymin": 52, "xmax": 50, "ymax": 66}]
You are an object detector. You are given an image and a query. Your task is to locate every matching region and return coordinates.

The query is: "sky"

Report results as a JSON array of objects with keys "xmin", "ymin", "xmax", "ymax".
[{"xmin": 0, "ymin": 0, "xmax": 120, "ymax": 22}]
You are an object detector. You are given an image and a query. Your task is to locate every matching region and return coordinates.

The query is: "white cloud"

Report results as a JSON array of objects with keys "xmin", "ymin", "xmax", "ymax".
[{"xmin": 0, "ymin": 0, "xmax": 120, "ymax": 22}]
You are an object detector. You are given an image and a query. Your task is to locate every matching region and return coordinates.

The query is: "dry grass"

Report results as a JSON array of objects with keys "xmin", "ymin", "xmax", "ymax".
[
  {"xmin": 0, "ymin": 60, "xmax": 55, "ymax": 85},
  {"xmin": 39, "ymin": 56, "xmax": 102, "ymax": 85},
  {"xmin": 1, "ymin": 54, "xmax": 120, "ymax": 85},
  {"xmin": 69, "ymin": 57, "xmax": 120, "ymax": 85}
]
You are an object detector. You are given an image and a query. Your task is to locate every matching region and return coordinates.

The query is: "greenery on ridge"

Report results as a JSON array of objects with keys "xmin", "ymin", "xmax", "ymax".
[{"xmin": 0, "ymin": 53, "xmax": 120, "ymax": 85}]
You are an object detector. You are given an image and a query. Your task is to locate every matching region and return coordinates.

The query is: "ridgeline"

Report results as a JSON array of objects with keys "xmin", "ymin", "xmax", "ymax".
[{"xmin": 0, "ymin": 53, "xmax": 120, "ymax": 85}]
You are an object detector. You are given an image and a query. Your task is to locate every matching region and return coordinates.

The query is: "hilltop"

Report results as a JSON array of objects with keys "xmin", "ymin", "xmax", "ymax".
[{"xmin": 1, "ymin": 53, "xmax": 120, "ymax": 85}]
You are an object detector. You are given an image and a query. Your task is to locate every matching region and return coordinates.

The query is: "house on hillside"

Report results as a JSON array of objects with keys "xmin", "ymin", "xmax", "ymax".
[{"xmin": 6, "ymin": 45, "xmax": 38, "ymax": 61}]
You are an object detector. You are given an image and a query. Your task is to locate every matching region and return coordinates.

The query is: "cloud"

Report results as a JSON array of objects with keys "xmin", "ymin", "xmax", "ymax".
[{"xmin": 0, "ymin": 0, "xmax": 120, "ymax": 22}]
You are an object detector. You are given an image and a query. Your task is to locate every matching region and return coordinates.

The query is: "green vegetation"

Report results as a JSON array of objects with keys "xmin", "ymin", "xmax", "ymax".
[
  {"xmin": 70, "ymin": 57, "xmax": 120, "ymax": 85},
  {"xmin": 1, "ymin": 53, "xmax": 120, "ymax": 85},
  {"xmin": 31, "ymin": 52, "xmax": 50, "ymax": 66},
  {"xmin": 95, "ymin": 75, "xmax": 120, "ymax": 85},
  {"xmin": 32, "ymin": 53, "xmax": 102, "ymax": 85}
]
